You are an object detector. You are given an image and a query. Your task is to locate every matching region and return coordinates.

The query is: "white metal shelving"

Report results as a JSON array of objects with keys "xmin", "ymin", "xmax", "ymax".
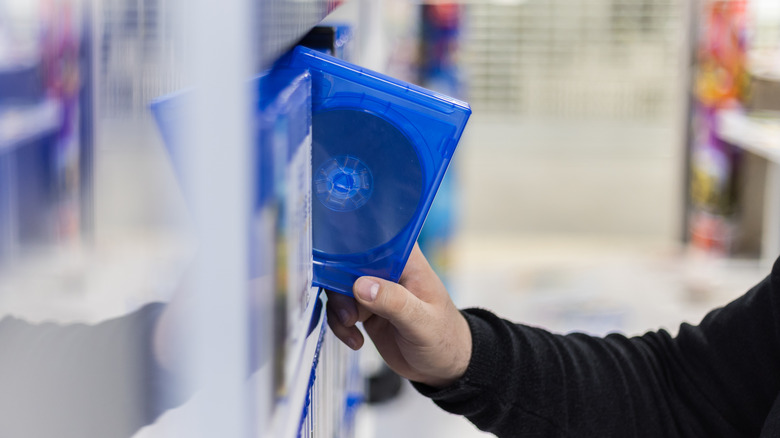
[
  {"xmin": 462, "ymin": 0, "xmax": 683, "ymax": 118},
  {"xmin": 715, "ymin": 109, "xmax": 780, "ymax": 164},
  {"xmin": 714, "ymin": 108, "xmax": 780, "ymax": 261},
  {"xmin": 0, "ymin": 99, "xmax": 61, "ymax": 153},
  {"xmin": 0, "ymin": 98, "xmax": 62, "ymax": 262}
]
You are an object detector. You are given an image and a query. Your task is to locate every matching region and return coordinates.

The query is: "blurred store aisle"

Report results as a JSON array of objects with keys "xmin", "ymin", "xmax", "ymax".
[
  {"xmin": 451, "ymin": 236, "xmax": 767, "ymax": 336},
  {"xmin": 457, "ymin": 115, "xmax": 682, "ymax": 240}
]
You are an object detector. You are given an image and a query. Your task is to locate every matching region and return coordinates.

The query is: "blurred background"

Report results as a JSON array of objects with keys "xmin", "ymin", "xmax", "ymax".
[{"xmin": 0, "ymin": 0, "xmax": 779, "ymax": 437}]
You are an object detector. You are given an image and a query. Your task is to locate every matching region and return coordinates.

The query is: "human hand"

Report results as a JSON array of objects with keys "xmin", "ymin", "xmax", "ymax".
[{"xmin": 326, "ymin": 244, "xmax": 472, "ymax": 388}]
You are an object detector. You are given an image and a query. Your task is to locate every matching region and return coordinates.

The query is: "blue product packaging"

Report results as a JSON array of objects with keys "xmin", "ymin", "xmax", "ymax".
[
  {"xmin": 150, "ymin": 68, "xmax": 312, "ymax": 293},
  {"xmin": 277, "ymin": 46, "xmax": 471, "ymax": 296},
  {"xmin": 150, "ymin": 90, "xmax": 190, "ymax": 188},
  {"xmin": 151, "ymin": 69, "xmax": 314, "ymax": 422}
]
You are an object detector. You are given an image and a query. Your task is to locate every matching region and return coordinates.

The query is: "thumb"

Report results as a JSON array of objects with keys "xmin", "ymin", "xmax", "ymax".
[{"xmin": 353, "ymin": 276, "xmax": 427, "ymax": 331}]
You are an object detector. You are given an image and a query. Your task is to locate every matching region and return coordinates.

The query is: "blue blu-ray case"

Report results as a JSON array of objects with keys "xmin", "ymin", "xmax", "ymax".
[{"xmin": 276, "ymin": 46, "xmax": 471, "ymax": 296}]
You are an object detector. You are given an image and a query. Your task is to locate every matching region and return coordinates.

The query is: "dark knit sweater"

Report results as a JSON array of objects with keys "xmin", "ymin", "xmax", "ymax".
[{"xmin": 415, "ymin": 256, "xmax": 780, "ymax": 437}]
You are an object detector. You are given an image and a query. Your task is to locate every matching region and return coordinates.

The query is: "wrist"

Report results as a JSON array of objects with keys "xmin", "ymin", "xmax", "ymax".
[{"xmin": 424, "ymin": 309, "xmax": 472, "ymax": 388}]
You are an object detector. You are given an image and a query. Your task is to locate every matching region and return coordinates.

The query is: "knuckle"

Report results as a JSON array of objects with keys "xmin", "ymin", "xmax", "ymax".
[
  {"xmin": 397, "ymin": 288, "xmax": 425, "ymax": 326},
  {"xmin": 375, "ymin": 282, "xmax": 395, "ymax": 310},
  {"xmin": 373, "ymin": 282, "xmax": 427, "ymax": 327},
  {"xmin": 383, "ymin": 283, "xmax": 408, "ymax": 314},
  {"xmin": 407, "ymin": 300, "xmax": 427, "ymax": 327}
]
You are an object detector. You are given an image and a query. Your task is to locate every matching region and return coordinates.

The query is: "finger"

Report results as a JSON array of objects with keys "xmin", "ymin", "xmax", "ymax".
[
  {"xmin": 355, "ymin": 302, "xmax": 374, "ymax": 323},
  {"xmin": 353, "ymin": 276, "xmax": 428, "ymax": 340},
  {"xmin": 326, "ymin": 308, "xmax": 364, "ymax": 350},
  {"xmin": 398, "ymin": 243, "xmax": 447, "ymax": 304},
  {"xmin": 325, "ymin": 289, "xmax": 359, "ymax": 327},
  {"xmin": 362, "ymin": 315, "xmax": 426, "ymax": 381},
  {"xmin": 399, "ymin": 243, "xmax": 431, "ymax": 281}
]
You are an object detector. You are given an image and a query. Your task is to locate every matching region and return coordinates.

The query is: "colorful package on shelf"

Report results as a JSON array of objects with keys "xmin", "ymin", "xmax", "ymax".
[
  {"xmin": 0, "ymin": 152, "xmax": 13, "ymax": 262},
  {"xmin": 688, "ymin": 0, "xmax": 749, "ymax": 254},
  {"xmin": 42, "ymin": 0, "xmax": 83, "ymax": 243},
  {"xmin": 689, "ymin": 104, "xmax": 741, "ymax": 253},
  {"xmin": 0, "ymin": 0, "xmax": 85, "ymax": 262},
  {"xmin": 252, "ymin": 70, "xmax": 314, "ymax": 415},
  {"xmin": 419, "ymin": 3, "xmax": 465, "ymax": 98},
  {"xmin": 274, "ymin": 72, "xmax": 315, "ymax": 397},
  {"xmin": 298, "ymin": 327, "xmax": 363, "ymax": 438},
  {"xmin": 151, "ymin": 69, "xmax": 315, "ymax": 420},
  {"xmin": 695, "ymin": 0, "xmax": 749, "ymax": 108},
  {"xmin": 417, "ymin": 2, "xmax": 466, "ymax": 288}
]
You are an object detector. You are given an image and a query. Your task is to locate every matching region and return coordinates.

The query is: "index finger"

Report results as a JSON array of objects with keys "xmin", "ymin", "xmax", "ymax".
[
  {"xmin": 325, "ymin": 289, "xmax": 374, "ymax": 326},
  {"xmin": 398, "ymin": 243, "xmax": 447, "ymax": 304},
  {"xmin": 325, "ymin": 290, "xmax": 359, "ymax": 327}
]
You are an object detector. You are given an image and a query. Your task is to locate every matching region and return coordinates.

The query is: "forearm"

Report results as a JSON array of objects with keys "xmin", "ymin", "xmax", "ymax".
[
  {"xmin": 414, "ymin": 309, "xmax": 707, "ymax": 437},
  {"xmin": 416, "ymin": 257, "xmax": 780, "ymax": 438}
]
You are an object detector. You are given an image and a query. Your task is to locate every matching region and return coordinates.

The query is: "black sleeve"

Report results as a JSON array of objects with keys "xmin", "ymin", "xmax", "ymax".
[
  {"xmin": 414, "ymin": 256, "xmax": 780, "ymax": 437},
  {"xmin": 0, "ymin": 303, "xmax": 187, "ymax": 438}
]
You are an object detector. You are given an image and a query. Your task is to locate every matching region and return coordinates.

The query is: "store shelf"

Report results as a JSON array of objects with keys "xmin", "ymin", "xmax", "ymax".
[
  {"xmin": 256, "ymin": 0, "xmax": 341, "ymax": 70},
  {"xmin": 715, "ymin": 108, "xmax": 780, "ymax": 164},
  {"xmin": 277, "ymin": 288, "xmax": 327, "ymax": 437},
  {"xmin": 713, "ymin": 107, "xmax": 780, "ymax": 261},
  {"xmin": 0, "ymin": 99, "xmax": 61, "ymax": 154}
]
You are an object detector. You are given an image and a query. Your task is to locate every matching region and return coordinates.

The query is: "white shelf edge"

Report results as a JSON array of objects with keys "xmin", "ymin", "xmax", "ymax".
[
  {"xmin": 714, "ymin": 108, "xmax": 780, "ymax": 261},
  {"xmin": 0, "ymin": 98, "xmax": 62, "ymax": 153},
  {"xmin": 714, "ymin": 108, "xmax": 780, "ymax": 164},
  {"xmin": 272, "ymin": 287, "xmax": 327, "ymax": 438}
]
